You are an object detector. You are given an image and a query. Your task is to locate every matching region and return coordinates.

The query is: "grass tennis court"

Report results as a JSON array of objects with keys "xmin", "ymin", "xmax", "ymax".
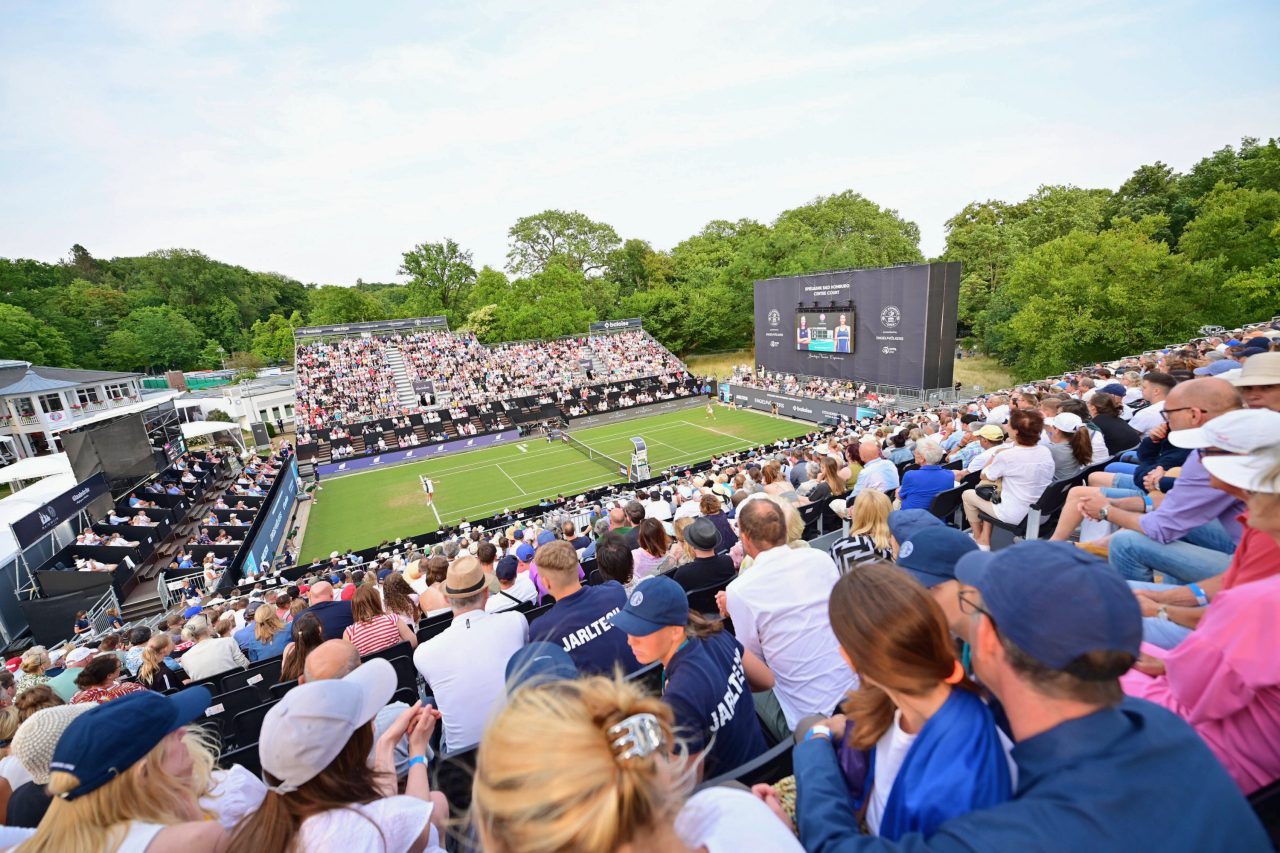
[{"xmin": 298, "ymin": 406, "xmax": 812, "ymax": 562}]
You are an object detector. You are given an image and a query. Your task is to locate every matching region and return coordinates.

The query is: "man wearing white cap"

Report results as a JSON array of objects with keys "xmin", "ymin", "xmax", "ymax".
[
  {"xmin": 253, "ymin": 658, "xmax": 447, "ymax": 851},
  {"xmin": 1059, "ymin": 379, "xmax": 1244, "ymax": 582},
  {"xmin": 45, "ymin": 647, "xmax": 94, "ymax": 702},
  {"xmin": 1123, "ymin": 409, "xmax": 1280, "ymax": 649}
]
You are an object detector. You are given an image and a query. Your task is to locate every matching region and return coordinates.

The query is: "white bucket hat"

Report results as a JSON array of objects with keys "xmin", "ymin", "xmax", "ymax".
[{"xmin": 1169, "ymin": 409, "xmax": 1280, "ymax": 452}]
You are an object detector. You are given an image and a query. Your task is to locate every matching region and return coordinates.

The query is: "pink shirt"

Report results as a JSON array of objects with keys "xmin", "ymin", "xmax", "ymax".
[{"xmin": 1122, "ymin": 572, "xmax": 1280, "ymax": 794}]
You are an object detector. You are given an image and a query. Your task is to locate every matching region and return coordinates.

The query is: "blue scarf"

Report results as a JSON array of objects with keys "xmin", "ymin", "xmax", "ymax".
[{"xmin": 872, "ymin": 688, "xmax": 1011, "ymax": 840}]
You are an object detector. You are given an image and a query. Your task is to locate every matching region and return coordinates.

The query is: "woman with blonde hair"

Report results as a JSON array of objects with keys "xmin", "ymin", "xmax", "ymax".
[
  {"xmin": 138, "ymin": 635, "xmax": 184, "ymax": 693},
  {"xmin": 342, "ymin": 584, "xmax": 416, "ymax": 656},
  {"xmin": 828, "ymin": 489, "xmax": 893, "ymax": 573},
  {"xmin": 790, "ymin": 562, "xmax": 1011, "ymax": 843},
  {"xmin": 472, "ymin": 675, "xmax": 804, "ymax": 853},
  {"xmin": 762, "ymin": 462, "xmax": 791, "ymax": 496},
  {"xmin": 14, "ymin": 649, "xmax": 50, "ymax": 695},
  {"xmin": 13, "ymin": 688, "xmax": 226, "ymax": 853},
  {"xmin": 238, "ymin": 605, "xmax": 291, "ymax": 662}
]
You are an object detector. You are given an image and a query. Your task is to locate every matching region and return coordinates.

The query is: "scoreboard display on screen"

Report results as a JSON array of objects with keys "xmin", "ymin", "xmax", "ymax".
[{"xmin": 795, "ymin": 311, "xmax": 854, "ymax": 353}]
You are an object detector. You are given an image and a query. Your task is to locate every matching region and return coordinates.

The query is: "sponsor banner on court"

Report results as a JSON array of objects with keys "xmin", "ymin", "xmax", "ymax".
[
  {"xmin": 566, "ymin": 394, "xmax": 704, "ymax": 428},
  {"xmin": 588, "ymin": 317, "xmax": 642, "ymax": 333},
  {"xmin": 317, "ymin": 429, "xmax": 520, "ymax": 476},
  {"xmin": 721, "ymin": 385, "xmax": 878, "ymax": 425}
]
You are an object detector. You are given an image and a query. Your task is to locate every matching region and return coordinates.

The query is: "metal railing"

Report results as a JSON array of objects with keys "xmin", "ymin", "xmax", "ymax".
[{"xmin": 86, "ymin": 587, "xmax": 121, "ymax": 637}]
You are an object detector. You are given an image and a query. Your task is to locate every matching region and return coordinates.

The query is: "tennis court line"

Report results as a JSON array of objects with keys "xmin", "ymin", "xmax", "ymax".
[{"xmin": 496, "ymin": 464, "xmax": 529, "ymax": 495}]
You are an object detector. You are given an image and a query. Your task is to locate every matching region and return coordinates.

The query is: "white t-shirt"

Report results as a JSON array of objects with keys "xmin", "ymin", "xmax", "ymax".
[
  {"xmin": 296, "ymin": 796, "xmax": 443, "ymax": 853},
  {"xmin": 1129, "ymin": 400, "xmax": 1165, "ymax": 437},
  {"xmin": 673, "ymin": 787, "xmax": 805, "ymax": 853},
  {"xmin": 982, "ymin": 444, "xmax": 1056, "ymax": 524},
  {"xmin": 864, "ymin": 709, "xmax": 1019, "ymax": 837},
  {"xmin": 0, "ymin": 755, "xmax": 32, "ymax": 792},
  {"xmin": 413, "ymin": 609, "xmax": 529, "ymax": 750},
  {"xmin": 865, "ymin": 710, "xmax": 917, "ymax": 837},
  {"xmin": 486, "ymin": 574, "xmax": 537, "ymax": 612},
  {"xmin": 201, "ymin": 764, "xmax": 268, "ymax": 830}
]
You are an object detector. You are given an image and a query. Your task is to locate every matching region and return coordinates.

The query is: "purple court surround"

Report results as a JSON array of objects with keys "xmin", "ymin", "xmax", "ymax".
[{"xmin": 317, "ymin": 429, "xmax": 520, "ymax": 476}]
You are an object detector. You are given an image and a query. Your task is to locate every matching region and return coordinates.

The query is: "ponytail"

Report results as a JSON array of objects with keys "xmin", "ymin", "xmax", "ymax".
[{"xmin": 1068, "ymin": 427, "xmax": 1092, "ymax": 466}]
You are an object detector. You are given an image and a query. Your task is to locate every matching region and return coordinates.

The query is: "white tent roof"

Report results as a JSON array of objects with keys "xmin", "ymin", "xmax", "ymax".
[
  {"xmin": 181, "ymin": 421, "xmax": 241, "ymax": 440},
  {"xmin": 50, "ymin": 390, "xmax": 183, "ymax": 433},
  {"xmin": 174, "ymin": 399, "xmax": 205, "ymax": 409},
  {"xmin": 0, "ymin": 472, "xmax": 78, "ymax": 566},
  {"xmin": 0, "ymin": 453, "xmax": 73, "ymax": 485}
]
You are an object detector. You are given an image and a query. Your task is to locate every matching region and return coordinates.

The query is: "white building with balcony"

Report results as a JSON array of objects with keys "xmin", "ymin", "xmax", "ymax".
[{"xmin": 0, "ymin": 360, "xmax": 144, "ymax": 460}]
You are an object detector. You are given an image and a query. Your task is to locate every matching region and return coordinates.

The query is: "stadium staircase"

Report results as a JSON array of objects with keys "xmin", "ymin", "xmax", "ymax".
[{"xmin": 386, "ymin": 347, "xmax": 419, "ymax": 408}]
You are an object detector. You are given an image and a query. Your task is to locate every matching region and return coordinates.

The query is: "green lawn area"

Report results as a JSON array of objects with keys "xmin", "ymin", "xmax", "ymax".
[
  {"xmin": 298, "ymin": 405, "xmax": 811, "ymax": 562},
  {"xmin": 953, "ymin": 355, "xmax": 1014, "ymax": 393}
]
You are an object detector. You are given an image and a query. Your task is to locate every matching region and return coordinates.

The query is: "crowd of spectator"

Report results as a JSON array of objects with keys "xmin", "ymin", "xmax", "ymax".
[
  {"xmin": 0, "ymin": 321, "xmax": 1275, "ymax": 851},
  {"xmin": 295, "ymin": 328, "xmax": 690, "ymax": 430}
]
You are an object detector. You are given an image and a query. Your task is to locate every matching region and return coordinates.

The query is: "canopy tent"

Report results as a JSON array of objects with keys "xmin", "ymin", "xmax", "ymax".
[
  {"xmin": 0, "ymin": 453, "xmax": 74, "ymax": 485},
  {"xmin": 181, "ymin": 420, "xmax": 245, "ymax": 452},
  {"xmin": 174, "ymin": 399, "xmax": 205, "ymax": 409}
]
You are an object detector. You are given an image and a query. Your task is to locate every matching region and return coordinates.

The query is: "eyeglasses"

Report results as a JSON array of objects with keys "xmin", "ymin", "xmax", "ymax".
[
  {"xmin": 1159, "ymin": 406, "xmax": 1201, "ymax": 422},
  {"xmin": 957, "ymin": 589, "xmax": 994, "ymax": 621}
]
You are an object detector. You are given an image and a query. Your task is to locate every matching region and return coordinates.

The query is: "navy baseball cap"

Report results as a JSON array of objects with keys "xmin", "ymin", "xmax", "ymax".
[
  {"xmin": 515, "ymin": 543, "xmax": 535, "ymax": 562},
  {"xmin": 506, "ymin": 642, "xmax": 578, "ymax": 690},
  {"xmin": 51, "ymin": 686, "xmax": 212, "ymax": 799},
  {"xmin": 495, "ymin": 554, "xmax": 518, "ymax": 582},
  {"xmin": 536, "ymin": 530, "xmax": 556, "ymax": 547},
  {"xmin": 1098, "ymin": 383, "xmax": 1127, "ymax": 398},
  {"xmin": 1193, "ymin": 360, "xmax": 1240, "ymax": 376},
  {"xmin": 887, "ymin": 509, "xmax": 943, "ymax": 545},
  {"xmin": 511, "ymin": 529, "xmax": 524, "ymax": 540},
  {"xmin": 377, "ymin": 568, "xmax": 393, "ymax": 582},
  {"xmin": 896, "ymin": 526, "xmax": 978, "ymax": 588},
  {"xmin": 955, "ymin": 541, "xmax": 1141, "ymax": 671},
  {"xmin": 608, "ymin": 577, "xmax": 688, "ymax": 636}
]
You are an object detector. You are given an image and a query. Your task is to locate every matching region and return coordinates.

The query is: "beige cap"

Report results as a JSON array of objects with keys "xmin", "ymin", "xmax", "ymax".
[{"xmin": 1228, "ymin": 352, "xmax": 1280, "ymax": 387}]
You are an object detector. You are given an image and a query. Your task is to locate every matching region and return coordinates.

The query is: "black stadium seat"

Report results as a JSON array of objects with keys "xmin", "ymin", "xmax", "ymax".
[
  {"xmin": 685, "ymin": 581, "xmax": 731, "ymax": 617},
  {"xmin": 221, "ymin": 657, "xmax": 283, "ymax": 701},
  {"xmin": 362, "ymin": 640, "xmax": 413, "ymax": 665},
  {"xmin": 927, "ymin": 482, "xmax": 971, "ymax": 528},
  {"xmin": 1248, "ymin": 776, "xmax": 1280, "ymax": 848},
  {"xmin": 233, "ymin": 700, "xmax": 278, "ymax": 747},
  {"xmin": 270, "ymin": 679, "xmax": 298, "ymax": 700},
  {"xmin": 203, "ymin": 685, "xmax": 261, "ymax": 731},
  {"xmin": 523, "ymin": 603, "xmax": 555, "ymax": 624},
  {"xmin": 626, "ymin": 661, "xmax": 663, "ymax": 696},
  {"xmin": 418, "ymin": 614, "xmax": 452, "ymax": 644},
  {"xmin": 221, "ymin": 742, "xmax": 262, "ymax": 778},
  {"xmin": 695, "ymin": 739, "xmax": 794, "ymax": 792},
  {"xmin": 977, "ymin": 473, "xmax": 1080, "ymax": 549},
  {"xmin": 388, "ymin": 656, "xmax": 419, "ymax": 693}
]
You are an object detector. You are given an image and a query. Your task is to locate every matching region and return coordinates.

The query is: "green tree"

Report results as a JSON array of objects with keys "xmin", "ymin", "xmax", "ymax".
[
  {"xmin": 197, "ymin": 339, "xmax": 226, "ymax": 371},
  {"xmin": 206, "ymin": 409, "xmax": 233, "ymax": 423},
  {"xmin": 249, "ymin": 312, "xmax": 299, "ymax": 364},
  {"xmin": 1178, "ymin": 182, "xmax": 1280, "ymax": 272},
  {"xmin": 995, "ymin": 218, "xmax": 1216, "ymax": 379},
  {"xmin": 307, "ymin": 286, "xmax": 389, "ymax": 325},
  {"xmin": 0, "ymin": 304, "xmax": 74, "ymax": 366},
  {"xmin": 399, "ymin": 239, "xmax": 477, "ymax": 313},
  {"xmin": 119, "ymin": 306, "xmax": 205, "ymax": 371},
  {"xmin": 506, "ymin": 210, "xmax": 621, "ymax": 278},
  {"xmin": 101, "ymin": 330, "xmax": 145, "ymax": 372},
  {"xmin": 490, "ymin": 265, "xmax": 594, "ymax": 341}
]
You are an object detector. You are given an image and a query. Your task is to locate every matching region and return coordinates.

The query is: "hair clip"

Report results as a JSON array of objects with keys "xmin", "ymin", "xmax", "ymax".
[{"xmin": 608, "ymin": 713, "xmax": 665, "ymax": 761}]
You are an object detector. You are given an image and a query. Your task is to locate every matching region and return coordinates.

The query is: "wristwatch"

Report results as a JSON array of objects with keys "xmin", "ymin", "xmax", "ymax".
[
  {"xmin": 1098, "ymin": 505, "xmax": 1110, "ymax": 522},
  {"xmin": 1157, "ymin": 605, "xmax": 1169, "ymax": 621}
]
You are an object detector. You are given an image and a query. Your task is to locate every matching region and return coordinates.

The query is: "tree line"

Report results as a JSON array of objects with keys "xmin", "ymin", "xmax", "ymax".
[{"xmin": 1, "ymin": 135, "xmax": 1275, "ymax": 379}]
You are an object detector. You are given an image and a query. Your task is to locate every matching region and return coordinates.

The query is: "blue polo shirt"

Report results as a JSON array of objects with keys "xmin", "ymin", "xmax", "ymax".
[
  {"xmin": 898, "ymin": 465, "xmax": 956, "ymax": 510},
  {"xmin": 663, "ymin": 630, "xmax": 766, "ymax": 778},
  {"xmin": 529, "ymin": 581, "xmax": 639, "ymax": 676},
  {"xmin": 292, "ymin": 600, "xmax": 354, "ymax": 645}
]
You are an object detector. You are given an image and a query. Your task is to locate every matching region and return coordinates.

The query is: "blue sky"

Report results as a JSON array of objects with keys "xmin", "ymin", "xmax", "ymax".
[{"xmin": 1, "ymin": 0, "xmax": 1277, "ymax": 285}]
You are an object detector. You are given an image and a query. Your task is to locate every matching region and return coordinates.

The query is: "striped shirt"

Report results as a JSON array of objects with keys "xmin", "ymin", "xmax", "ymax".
[
  {"xmin": 828, "ymin": 535, "xmax": 893, "ymax": 575},
  {"xmin": 343, "ymin": 614, "xmax": 403, "ymax": 656}
]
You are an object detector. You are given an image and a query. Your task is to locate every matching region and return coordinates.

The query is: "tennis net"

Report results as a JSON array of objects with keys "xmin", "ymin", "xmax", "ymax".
[{"xmin": 563, "ymin": 432, "xmax": 629, "ymax": 480}]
